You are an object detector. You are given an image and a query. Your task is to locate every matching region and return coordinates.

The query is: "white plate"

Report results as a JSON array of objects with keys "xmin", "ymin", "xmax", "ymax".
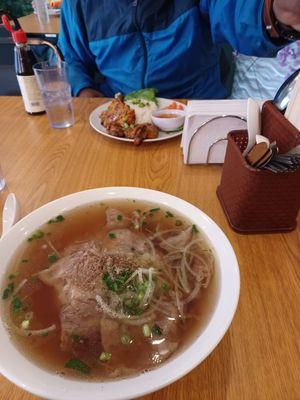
[
  {"xmin": 89, "ymin": 98, "xmax": 185, "ymax": 143},
  {"xmin": 0, "ymin": 187, "xmax": 240, "ymax": 400}
]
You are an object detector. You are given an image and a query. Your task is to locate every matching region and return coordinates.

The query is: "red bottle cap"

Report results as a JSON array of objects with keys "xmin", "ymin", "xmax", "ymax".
[
  {"xmin": 11, "ymin": 29, "xmax": 27, "ymax": 44},
  {"xmin": 1, "ymin": 15, "xmax": 27, "ymax": 44}
]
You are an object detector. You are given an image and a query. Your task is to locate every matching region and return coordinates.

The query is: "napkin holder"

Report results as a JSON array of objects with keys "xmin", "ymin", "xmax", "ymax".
[
  {"xmin": 183, "ymin": 115, "xmax": 247, "ymax": 164},
  {"xmin": 217, "ymin": 103, "xmax": 300, "ymax": 233}
]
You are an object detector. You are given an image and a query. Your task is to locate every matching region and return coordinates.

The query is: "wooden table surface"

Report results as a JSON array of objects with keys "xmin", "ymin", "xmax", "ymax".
[
  {"xmin": 0, "ymin": 97, "xmax": 299, "ymax": 400},
  {"xmin": 18, "ymin": 13, "xmax": 59, "ymax": 35}
]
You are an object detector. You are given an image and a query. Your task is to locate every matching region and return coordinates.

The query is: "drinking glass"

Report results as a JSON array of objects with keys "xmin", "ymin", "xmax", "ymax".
[
  {"xmin": 0, "ymin": 164, "xmax": 6, "ymax": 192},
  {"xmin": 33, "ymin": 0, "xmax": 50, "ymax": 25},
  {"xmin": 33, "ymin": 61, "xmax": 74, "ymax": 129}
]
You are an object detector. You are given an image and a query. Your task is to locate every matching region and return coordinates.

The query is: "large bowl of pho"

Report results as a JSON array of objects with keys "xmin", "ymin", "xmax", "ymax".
[{"xmin": 0, "ymin": 187, "xmax": 239, "ymax": 400}]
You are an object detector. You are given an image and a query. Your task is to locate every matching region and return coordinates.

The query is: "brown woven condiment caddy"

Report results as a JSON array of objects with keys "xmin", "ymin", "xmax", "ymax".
[
  {"xmin": 262, "ymin": 101, "xmax": 300, "ymax": 153},
  {"xmin": 217, "ymin": 102, "xmax": 300, "ymax": 234}
]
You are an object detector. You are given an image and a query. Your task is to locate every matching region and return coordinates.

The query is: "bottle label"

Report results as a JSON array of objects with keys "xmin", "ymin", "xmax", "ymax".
[{"xmin": 17, "ymin": 75, "xmax": 45, "ymax": 114}]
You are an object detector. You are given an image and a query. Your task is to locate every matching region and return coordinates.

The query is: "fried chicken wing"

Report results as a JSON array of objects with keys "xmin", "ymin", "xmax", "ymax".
[
  {"xmin": 100, "ymin": 95, "xmax": 159, "ymax": 144},
  {"xmin": 131, "ymin": 123, "xmax": 159, "ymax": 146},
  {"xmin": 100, "ymin": 97, "xmax": 135, "ymax": 137}
]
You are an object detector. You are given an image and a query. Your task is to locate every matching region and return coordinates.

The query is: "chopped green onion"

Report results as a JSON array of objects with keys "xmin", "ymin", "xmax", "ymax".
[
  {"xmin": 151, "ymin": 324, "xmax": 163, "ymax": 336},
  {"xmin": 65, "ymin": 358, "xmax": 90, "ymax": 374},
  {"xmin": 2, "ymin": 288, "xmax": 10, "ymax": 300},
  {"xmin": 175, "ymin": 220, "xmax": 182, "ymax": 226},
  {"xmin": 21, "ymin": 259, "xmax": 29, "ymax": 263},
  {"xmin": 30, "ymin": 276, "xmax": 38, "ymax": 284},
  {"xmin": 102, "ymin": 270, "xmax": 132, "ymax": 293},
  {"xmin": 99, "ymin": 352, "xmax": 111, "ymax": 362},
  {"xmin": 48, "ymin": 215, "xmax": 65, "ymax": 224},
  {"xmin": 9, "ymin": 273, "xmax": 17, "ymax": 280},
  {"xmin": 108, "ymin": 232, "xmax": 116, "ymax": 239},
  {"xmin": 150, "ymin": 208, "xmax": 160, "ymax": 213},
  {"xmin": 121, "ymin": 334, "xmax": 132, "ymax": 345},
  {"xmin": 21, "ymin": 320, "xmax": 30, "ymax": 330},
  {"xmin": 48, "ymin": 254, "xmax": 58, "ymax": 263},
  {"xmin": 165, "ymin": 211, "xmax": 174, "ymax": 218},
  {"xmin": 42, "ymin": 331, "xmax": 49, "ymax": 337},
  {"xmin": 28, "ymin": 230, "xmax": 44, "ymax": 242},
  {"xmin": 121, "ymin": 122, "xmax": 129, "ymax": 129},
  {"xmin": 138, "ymin": 103, "xmax": 146, "ymax": 108},
  {"xmin": 2, "ymin": 282, "xmax": 14, "ymax": 299},
  {"xmin": 142, "ymin": 324, "xmax": 151, "ymax": 337},
  {"xmin": 117, "ymin": 214, "xmax": 123, "ymax": 221},
  {"xmin": 192, "ymin": 224, "xmax": 199, "ymax": 234},
  {"xmin": 161, "ymin": 282, "xmax": 169, "ymax": 291},
  {"xmin": 12, "ymin": 297, "xmax": 23, "ymax": 313},
  {"xmin": 7, "ymin": 282, "xmax": 14, "ymax": 291}
]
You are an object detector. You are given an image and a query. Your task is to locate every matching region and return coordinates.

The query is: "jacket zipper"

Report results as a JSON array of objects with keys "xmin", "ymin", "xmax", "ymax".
[{"xmin": 132, "ymin": 0, "xmax": 147, "ymax": 89}]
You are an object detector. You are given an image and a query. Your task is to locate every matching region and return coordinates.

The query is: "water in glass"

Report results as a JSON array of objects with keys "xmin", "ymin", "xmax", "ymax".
[{"xmin": 41, "ymin": 81, "xmax": 74, "ymax": 129}]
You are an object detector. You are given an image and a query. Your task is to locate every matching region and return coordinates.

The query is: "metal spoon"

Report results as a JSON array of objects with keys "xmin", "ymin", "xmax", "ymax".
[
  {"xmin": 273, "ymin": 68, "xmax": 300, "ymax": 112},
  {"xmin": 1, "ymin": 193, "xmax": 21, "ymax": 238}
]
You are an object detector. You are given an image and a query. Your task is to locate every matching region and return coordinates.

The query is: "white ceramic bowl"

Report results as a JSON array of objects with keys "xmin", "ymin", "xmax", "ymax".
[
  {"xmin": 151, "ymin": 109, "xmax": 185, "ymax": 132},
  {"xmin": 0, "ymin": 187, "xmax": 240, "ymax": 400}
]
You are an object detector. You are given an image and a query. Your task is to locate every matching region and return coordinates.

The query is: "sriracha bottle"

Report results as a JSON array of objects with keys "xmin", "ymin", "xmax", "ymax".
[{"xmin": 2, "ymin": 15, "xmax": 45, "ymax": 115}]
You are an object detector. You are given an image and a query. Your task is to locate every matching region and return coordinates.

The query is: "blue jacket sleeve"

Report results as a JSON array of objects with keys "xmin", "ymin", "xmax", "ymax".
[
  {"xmin": 58, "ymin": 0, "xmax": 97, "ymax": 96},
  {"xmin": 199, "ymin": 0, "xmax": 283, "ymax": 57}
]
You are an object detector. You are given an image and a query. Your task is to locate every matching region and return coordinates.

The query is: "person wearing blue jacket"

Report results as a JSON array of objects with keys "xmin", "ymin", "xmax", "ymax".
[{"xmin": 58, "ymin": 0, "xmax": 300, "ymax": 99}]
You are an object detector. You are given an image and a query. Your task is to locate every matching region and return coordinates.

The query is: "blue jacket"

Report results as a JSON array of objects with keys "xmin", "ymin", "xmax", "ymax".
[{"xmin": 58, "ymin": 0, "xmax": 282, "ymax": 99}]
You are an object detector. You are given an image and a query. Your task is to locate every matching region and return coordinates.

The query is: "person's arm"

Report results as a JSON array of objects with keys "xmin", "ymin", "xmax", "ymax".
[
  {"xmin": 199, "ymin": 0, "xmax": 298, "ymax": 57},
  {"xmin": 58, "ymin": 0, "xmax": 102, "ymax": 97}
]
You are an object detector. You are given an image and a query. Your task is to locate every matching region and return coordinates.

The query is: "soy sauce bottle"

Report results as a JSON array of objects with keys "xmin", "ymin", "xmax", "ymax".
[{"xmin": 2, "ymin": 16, "xmax": 45, "ymax": 115}]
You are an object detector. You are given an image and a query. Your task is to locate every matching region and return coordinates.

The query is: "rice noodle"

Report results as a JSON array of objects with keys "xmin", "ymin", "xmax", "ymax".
[
  {"xmin": 141, "ymin": 267, "xmax": 155, "ymax": 307},
  {"xmin": 144, "ymin": 238, "xmax": 157, "ymax": 262},
  {"xmin": 121, "ymin": 313, "xmax": 155, "ymax": 326},
  {"xmin": 182, "ymin": 280, "xmax": 202, "ymax": 304},
  {"xmin": 9, "ymin": 321, "xmax": 56, "ymax": 337},
  {"xmin": 174, "ymin": 286, "xmax": 184, "ymax": 317},
  {"xmin": 179, "ymin": 257, "xmax": 191, "ymax": 293},
  {"xmin": 150, "ymin": 229, "xmax": 182, "ymax": 240},
  {"xmin": 14, "ymin": 278, "xmax": 28, "ymax": 295},
  {"xmin": 44, "ymin": 238, "xmax": 61, "ymax": 257},
  {"xmin": 125, "ymin": 267, "xmax": 157, "ymax": 285}
]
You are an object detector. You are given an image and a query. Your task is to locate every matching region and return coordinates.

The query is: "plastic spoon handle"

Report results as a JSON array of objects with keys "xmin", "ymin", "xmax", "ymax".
[
  {"xmin": 243, "ymin": 98, "xmax": 261, "ymax": 156},
  {"xmin": 1, "ymin": 193, "xmax": 20, "ymax": 238}
]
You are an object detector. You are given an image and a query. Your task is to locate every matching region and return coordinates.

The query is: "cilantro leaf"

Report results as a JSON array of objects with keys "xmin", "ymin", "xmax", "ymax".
[{"xmin": 65, "ymin": 358, "xmax": 90, "ymax": 374}]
